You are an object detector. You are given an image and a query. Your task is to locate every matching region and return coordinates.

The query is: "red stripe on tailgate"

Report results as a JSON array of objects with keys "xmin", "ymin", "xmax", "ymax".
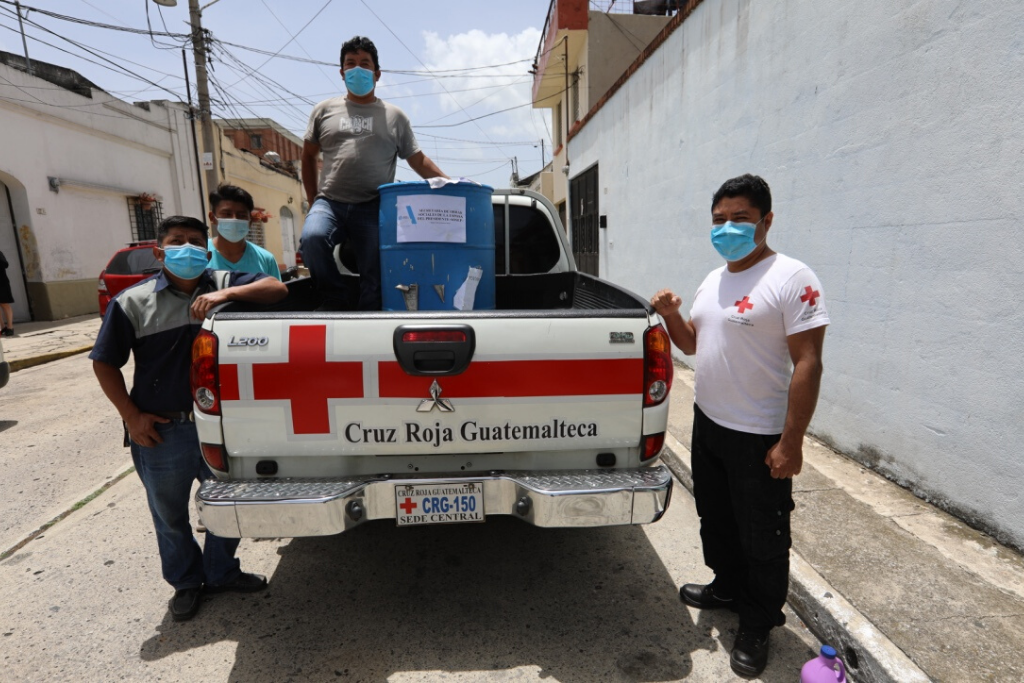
[
  {"xmin": 219, "ymin": 363, "xmax": 240, "ymax": 401},
  {"xmin": 378, "ymin": 358, "xmax": 643, "ymax": 398}
]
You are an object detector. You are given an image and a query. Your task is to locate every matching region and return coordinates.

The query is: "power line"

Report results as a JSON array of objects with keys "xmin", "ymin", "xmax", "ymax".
[
  {"xmin": 226, "ymin": 0, "xmax": 333, "ymax": 87},
  {"xmin": 257, "ymin": 0, "xmax": 337, "ymax": 91},
  {"xmin": 0, "ymin": 0, "xmax": 189, "ymax": 38}
]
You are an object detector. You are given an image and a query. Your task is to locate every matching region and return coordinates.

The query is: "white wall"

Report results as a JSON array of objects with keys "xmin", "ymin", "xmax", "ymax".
[
  {"xmin": 569, "ymin": 0, "xmax": 1024, "ymax": 549},
  {"xmin": 0, "ymin": 63, "xmax": 201, "ymax": 300}
]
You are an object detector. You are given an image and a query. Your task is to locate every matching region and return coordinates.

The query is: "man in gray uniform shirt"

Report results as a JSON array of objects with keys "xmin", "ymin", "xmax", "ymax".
[{"xmin": 300, "ymin": 35, "xmax": 447, "ymax": 310}]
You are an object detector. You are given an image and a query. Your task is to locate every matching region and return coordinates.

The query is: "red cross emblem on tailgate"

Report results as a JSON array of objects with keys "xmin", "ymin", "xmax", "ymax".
[
  {"xmin": 735, "ymin": 296, "xmax": 754, "ymax": 313},
  {"xmin": 399, "ymin": 497, "xmax": 417, "ymax": 515},
  {"xmin": 251, "ymin": 325, "xmax": 363, "ymax": 435},
  {"xmin": 800, "ymin": 286, "xmax": 821, "ymax": 306}
]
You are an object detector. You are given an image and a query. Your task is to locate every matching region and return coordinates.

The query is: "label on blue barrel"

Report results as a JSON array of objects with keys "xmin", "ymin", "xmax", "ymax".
[
  {"xmin": 396, "ymin": 194, "xmax": 467, "ymax": 243},
  {"xmin": 453, "ymin": 267, "xmax": 482, "ymax": 311}
]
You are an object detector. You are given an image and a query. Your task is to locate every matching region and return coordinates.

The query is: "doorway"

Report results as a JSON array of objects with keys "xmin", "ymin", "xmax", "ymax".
[
  {"xmin": 1, "ymin": 180, "xmax": 31, "ymax": 322},
  {"xmin": 569, "ymin": 164, "xmax": 599, "ymax": 276}
]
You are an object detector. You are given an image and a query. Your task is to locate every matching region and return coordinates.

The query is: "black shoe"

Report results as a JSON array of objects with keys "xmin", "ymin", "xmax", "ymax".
[
  {"xmin": 205, "ymin": 571, "xmax": 268, "ymax": 594},
  {"xmin": 169, "ymin": 586, "xmax": 202, "ymax": 621},
  {"xmin": 679, "ymin": 582, "xmax": 736, "ymax": 610},
  {"xmin": 731, "ymin": 627, "xmax": 770, "ymax": 677}
]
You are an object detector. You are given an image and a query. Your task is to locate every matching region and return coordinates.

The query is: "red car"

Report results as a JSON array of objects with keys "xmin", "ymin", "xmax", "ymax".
[{"xmin": 97, "ymin": 241, "xmax": 161, "ymax": 317}]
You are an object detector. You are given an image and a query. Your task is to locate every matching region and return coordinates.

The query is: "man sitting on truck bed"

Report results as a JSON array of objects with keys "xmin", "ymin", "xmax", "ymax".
[
  {"xmin": 207, "ymin": 184, "xmax": 282, "ymax": 280},
  {"xmin": 91, "ymin": 215, "xmax": 288, "ymax": 622},
  {"xmin": 300, "ymin": 35, "xmax": 447, "ymax": 311}
]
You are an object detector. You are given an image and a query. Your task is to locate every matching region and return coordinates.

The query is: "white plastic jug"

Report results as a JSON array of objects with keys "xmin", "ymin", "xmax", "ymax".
[{"xmin": 800, "ymin": 645, "xmax": 846, "ymax": 683}]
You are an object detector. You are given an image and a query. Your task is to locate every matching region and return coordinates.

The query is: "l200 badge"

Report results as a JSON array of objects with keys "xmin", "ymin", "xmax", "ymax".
[
  {"xmin": 417, "ymin": 380, "xmax": 455, "ymax": 413},
  {"xmin": 609, "ymin": 332, "xmax": 635, "ymax": 344}
]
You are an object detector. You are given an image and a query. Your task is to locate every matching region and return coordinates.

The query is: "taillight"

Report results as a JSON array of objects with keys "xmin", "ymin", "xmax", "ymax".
[
  {"xmin": 201, "ymin": 443, "xmax": 228, "ymax": 472},
  {"xmin": 641, "ymin": 432, "xmax": 665, "ymax": 462},
  {"xmin": 402, "ymin": 330, "xmax": 467, "ymax": 343},
  {"xmin": 191, "ymin": 329, "xmax": 220, "ymax": 415},
  {"xmin": 97, "ymin": 273, "xmax": 108, "ymax": 293},
  {"xmin": 643, "ymin": 324, "xmax": 673, "ymax": 406}
]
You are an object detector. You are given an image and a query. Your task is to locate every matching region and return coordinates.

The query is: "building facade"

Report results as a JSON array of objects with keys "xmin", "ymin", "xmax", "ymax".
[
  {"xmin": 564, "ymin": 0, "xmax": 1024, "ymax": 549},
  {"xmin": 0, "ymin": 52, "xmax": 202, "ymax": 320}
]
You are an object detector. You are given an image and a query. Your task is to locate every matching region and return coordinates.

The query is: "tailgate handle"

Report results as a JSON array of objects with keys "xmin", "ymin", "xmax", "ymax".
[{"xmin": 393, "ymin": 325, "xmax": 476, "ymax": 376}]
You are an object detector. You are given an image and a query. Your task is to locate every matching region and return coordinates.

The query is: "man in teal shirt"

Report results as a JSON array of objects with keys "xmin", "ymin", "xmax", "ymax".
[{"xmin": 207, "ymin": 185, "xmax": 282, "ymax": 280}]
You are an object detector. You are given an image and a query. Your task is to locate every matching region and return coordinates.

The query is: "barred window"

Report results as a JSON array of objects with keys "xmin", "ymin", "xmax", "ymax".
[
  {"xmin": 571, "ymin": 70, "xmax": 580, "ymax": 122},
  {"xmin": 248, "ymin": 221, "xmax": 266, "ymax": 247},
  {"xmin": 250, "ymin": 134, "xmax": 262, "ymax": 149},
  {"xmin": 127, "ymin": 197, "xmax": 163, "ymax": 241}
]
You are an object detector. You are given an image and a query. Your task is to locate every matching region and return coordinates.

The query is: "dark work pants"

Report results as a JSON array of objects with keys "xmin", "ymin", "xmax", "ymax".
[{"xmin": 691, "ymin": 403, "xmax": 794, "ymax": 633}]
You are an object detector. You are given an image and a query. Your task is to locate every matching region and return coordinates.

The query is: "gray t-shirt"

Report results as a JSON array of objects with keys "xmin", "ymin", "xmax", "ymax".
[{"xmin": 304, "ymin": 97, "xmax": 420, "ymax": 204}]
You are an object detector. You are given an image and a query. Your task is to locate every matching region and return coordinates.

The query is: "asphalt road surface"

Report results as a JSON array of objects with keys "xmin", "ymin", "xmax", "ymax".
[{"xmin": 0, "ymin": 354, "xmax": 820, "ymax": 682}]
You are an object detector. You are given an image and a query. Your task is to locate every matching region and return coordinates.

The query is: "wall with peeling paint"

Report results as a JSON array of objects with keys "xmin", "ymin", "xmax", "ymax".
[
  {"xmin": 568, "ymin": 0, "xmax": 1024, "ymax": 549},
  {"xmin": 0, "ymin": 61, "xmax": 202, "ymax": 319}
]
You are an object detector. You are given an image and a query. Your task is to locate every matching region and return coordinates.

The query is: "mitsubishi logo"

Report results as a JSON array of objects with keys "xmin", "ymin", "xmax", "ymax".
[{"xmin": 417, "ymin": 380, "xmax": 455, "ymax": 413}]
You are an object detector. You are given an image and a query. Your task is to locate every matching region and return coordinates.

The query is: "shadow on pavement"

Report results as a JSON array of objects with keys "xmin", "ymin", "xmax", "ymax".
[{"xmin": 141, "ymin": 518, "xmax": 700, "ymax": 681}]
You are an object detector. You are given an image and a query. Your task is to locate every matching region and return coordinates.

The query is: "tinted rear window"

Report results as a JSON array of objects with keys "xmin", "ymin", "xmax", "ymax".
[
  {"xmin": 507, "ymin": 204, "xmax": 560, "ymax": 274},
  {"xmin": 106, "ymin": 248, "xmax": 161, "ymax": 275}
]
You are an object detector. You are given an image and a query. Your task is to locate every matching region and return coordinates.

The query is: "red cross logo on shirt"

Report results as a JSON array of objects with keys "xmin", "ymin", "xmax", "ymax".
[
  {"xmin": 251, "ymin": 325, "xmax": 363, "ymax": 435},
  {"xmin": 735, "ymin": 296, "xmax": 754, "ymax": 313},
  {"xmin": 399, "ymin": 497, "xmax": 418, "ymax": 515},
  {"xmin": 800, "ymin": 286, "xmax": 821, "ymax": 306}
]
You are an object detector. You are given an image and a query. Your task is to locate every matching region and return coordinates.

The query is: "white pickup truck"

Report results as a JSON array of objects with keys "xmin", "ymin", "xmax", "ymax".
[{"xmin": 191, "ymin": 189, "xmax": 674, "ymax": 538}]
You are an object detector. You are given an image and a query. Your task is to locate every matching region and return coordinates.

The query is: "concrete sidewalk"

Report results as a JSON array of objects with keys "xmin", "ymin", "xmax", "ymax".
[
  {"xmin": 665, "ymin": 363, "xmax": 1024, "ymax": 682},
  {"xmin": 6, "ymin": 316, "xmax": 1024, "ymax": 681},
  {"xmin": 2, "ymin": 313, "xmax": 102, "ymax": 371}
]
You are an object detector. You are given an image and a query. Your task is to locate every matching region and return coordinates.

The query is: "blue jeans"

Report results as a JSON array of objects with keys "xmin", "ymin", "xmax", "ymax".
[
  {"xmin": 130, "ymin": 419, "xmax": 241, "ymax": 590},
  {"xmin": 300, "ymin": 197, "xmax": 382, "ymax": 310}
]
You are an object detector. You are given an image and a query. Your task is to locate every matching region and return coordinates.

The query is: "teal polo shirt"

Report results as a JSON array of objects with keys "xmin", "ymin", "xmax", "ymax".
[{"xmin": 207, "ymin": 239, "xmax": 282, "ymax": 280}]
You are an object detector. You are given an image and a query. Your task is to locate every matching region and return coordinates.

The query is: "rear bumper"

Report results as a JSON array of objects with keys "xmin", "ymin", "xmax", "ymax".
[{"xmin": 197, "ymin": 466, "xmax": 673, "ymax": 538}]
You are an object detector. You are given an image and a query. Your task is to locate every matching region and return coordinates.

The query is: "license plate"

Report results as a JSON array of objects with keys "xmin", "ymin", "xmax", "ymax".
[{"xmin": 395, "ymin": 482, "xmax": 485, "ymax": 526}]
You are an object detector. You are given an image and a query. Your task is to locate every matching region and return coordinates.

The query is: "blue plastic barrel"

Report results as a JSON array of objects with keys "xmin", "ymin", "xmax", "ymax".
[{"xmin": 379, "ymin": 180, "xmax": 495, "ymax": 311}]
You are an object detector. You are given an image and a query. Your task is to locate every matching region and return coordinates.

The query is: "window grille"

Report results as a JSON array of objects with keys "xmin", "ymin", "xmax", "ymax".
[
  {"xmin": 127, "ymin": 197, "xmax": 163, "ymax": 242},
  {"xmin": 248, "ymin": 221, "xmax": 266, "ymax": 247}
]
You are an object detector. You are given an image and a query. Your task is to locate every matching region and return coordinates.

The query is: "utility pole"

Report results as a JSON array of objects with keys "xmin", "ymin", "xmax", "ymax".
[
  {"xmin": 540, "ymin": 139, "xmax": 546, "ymax": 168},
  {"xmin": 188, "ymin": 0, "xmax": 218, "ymax": 193},
  {"xmin": 182, "ymin": 49, "xmax": 206, "ymax": 219},
  {"xmin": 14, "ymin": 1, "xmax": 32, "ymax": 74}
]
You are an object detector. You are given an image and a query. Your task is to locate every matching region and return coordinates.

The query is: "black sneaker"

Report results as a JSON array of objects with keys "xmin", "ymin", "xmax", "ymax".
[
  {"xmin": 205, "ymin": 571, "xmax": 268, "ymax": 594},
  {"xmin": 679, "ymin": 582, "xmax": 736, "ymax": 610},
  {"xmin": 169, "ymin": 586, "xmax": 202, "ymax": 621},
  {"xmin": 731, "ymin": 627, "xmax": 770, "ymax": 677}
]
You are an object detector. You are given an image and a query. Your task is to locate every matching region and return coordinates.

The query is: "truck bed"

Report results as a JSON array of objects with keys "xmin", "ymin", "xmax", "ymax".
[{"xmin": 221, "ymin": 271, "xmax": 651, "ymax": 317}]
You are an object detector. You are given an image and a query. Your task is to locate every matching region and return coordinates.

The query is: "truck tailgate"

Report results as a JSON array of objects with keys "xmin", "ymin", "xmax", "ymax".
[{"xmin": 209, "ymin": 315, "xmax": 650, "ymax": 458}]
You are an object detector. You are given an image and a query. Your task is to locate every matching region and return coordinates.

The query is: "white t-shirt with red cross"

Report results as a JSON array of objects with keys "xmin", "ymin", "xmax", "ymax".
[{"xmin": 690, "ymin": 253, "xmax": 830, "ymax": 435}]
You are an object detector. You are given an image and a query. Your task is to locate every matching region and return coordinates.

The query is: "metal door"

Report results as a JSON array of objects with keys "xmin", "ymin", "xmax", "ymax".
[
  {"xmin": 569, "ymin": 164, "xmax": 599, "ymax": 276},
  {"xmin": 1, "ymin": 181, "xmax": 30, "ymax": 322}
]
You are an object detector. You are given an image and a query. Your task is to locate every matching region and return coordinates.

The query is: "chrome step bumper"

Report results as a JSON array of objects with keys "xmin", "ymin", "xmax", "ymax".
[{"xmin": 196, "ymin": 466, "xmax": 673, "ymax": 538}]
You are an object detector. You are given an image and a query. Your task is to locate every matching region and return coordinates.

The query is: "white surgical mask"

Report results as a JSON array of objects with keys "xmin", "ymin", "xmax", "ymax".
[{"xmin": 216, "ymin": 218, "xmax": 250, "ymax": 243}]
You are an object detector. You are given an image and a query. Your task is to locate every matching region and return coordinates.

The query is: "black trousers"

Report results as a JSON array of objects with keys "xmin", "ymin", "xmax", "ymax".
[{"xmin": 691, "ymin": 403, "xmax": 794, "ymax": 632}]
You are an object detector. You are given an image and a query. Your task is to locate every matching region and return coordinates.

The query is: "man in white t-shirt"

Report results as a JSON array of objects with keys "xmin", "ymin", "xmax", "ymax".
[{"xmin": 651, "ymin": 174, "xmax": 829, "ymax": 677}]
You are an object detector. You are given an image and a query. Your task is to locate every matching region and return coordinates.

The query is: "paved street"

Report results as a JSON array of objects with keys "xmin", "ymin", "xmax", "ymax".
[{"xmin": 0, "ymin": 354, "xmax": 820, "ymax": 682}]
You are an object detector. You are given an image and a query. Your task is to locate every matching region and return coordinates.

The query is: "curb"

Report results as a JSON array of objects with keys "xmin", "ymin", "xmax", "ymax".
[
  {"xmin": 661, "ymin": 432, "xmax": 930, "ymax": 683},
  {"xmin": 9, "ymin": 345, "xmax": 94, "ymax": 372}
]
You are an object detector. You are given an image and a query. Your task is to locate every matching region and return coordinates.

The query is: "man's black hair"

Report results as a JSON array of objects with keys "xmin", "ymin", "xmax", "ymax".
[
  {"xmin": 209, "ymin": 184, "xmax": 254, "ymax": 213},
  {"xmin": 157, "ymin": 215, "xmax": 208, "ymax": 244},
  {"xmin": 711, "ymin": 174, "xmax": 772, "ymax": 218},
  {"xmin": 340, "ymin": 35, "xmax": 379, "ymax": 70}
]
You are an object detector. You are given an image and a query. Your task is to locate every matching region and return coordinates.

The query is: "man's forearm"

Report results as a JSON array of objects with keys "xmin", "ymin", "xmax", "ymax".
[
  {"xmin": 409, "ymin": 152, "xmax": 447, "ymax": 179},
  {"xmin": 93, "ymin": 360, "xmax": 138, "ymax": 422},
  {"xmin": 661, "ymin": 312, "xmax": 697, "ymax": 355},
  {"xmin": 780, "ymin": 358, "xmax": 823, "ymax": 446},
  {"xmin": 301, "ymin": 155, "xmax": 319, "ymax": 205},
  {"xmin": 226, "ymin": 278, "xmax": 289, "ymax": 304}
]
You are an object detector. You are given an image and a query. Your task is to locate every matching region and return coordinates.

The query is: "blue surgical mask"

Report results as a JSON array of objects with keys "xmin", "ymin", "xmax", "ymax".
[
  {"xmin": 216, "ymin": 218, "xmax": 250, "ymax": 243},
  {"xmin": 161, "ymin": 244, "xmax": 208, "ymax": 280},
  {"xmin": 710, "ymin": 219, "xmax": 764, "ymax": 262},
  {"xmin": 344, "ymin": 66, "xmax": 375, "ymax": 97}
]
